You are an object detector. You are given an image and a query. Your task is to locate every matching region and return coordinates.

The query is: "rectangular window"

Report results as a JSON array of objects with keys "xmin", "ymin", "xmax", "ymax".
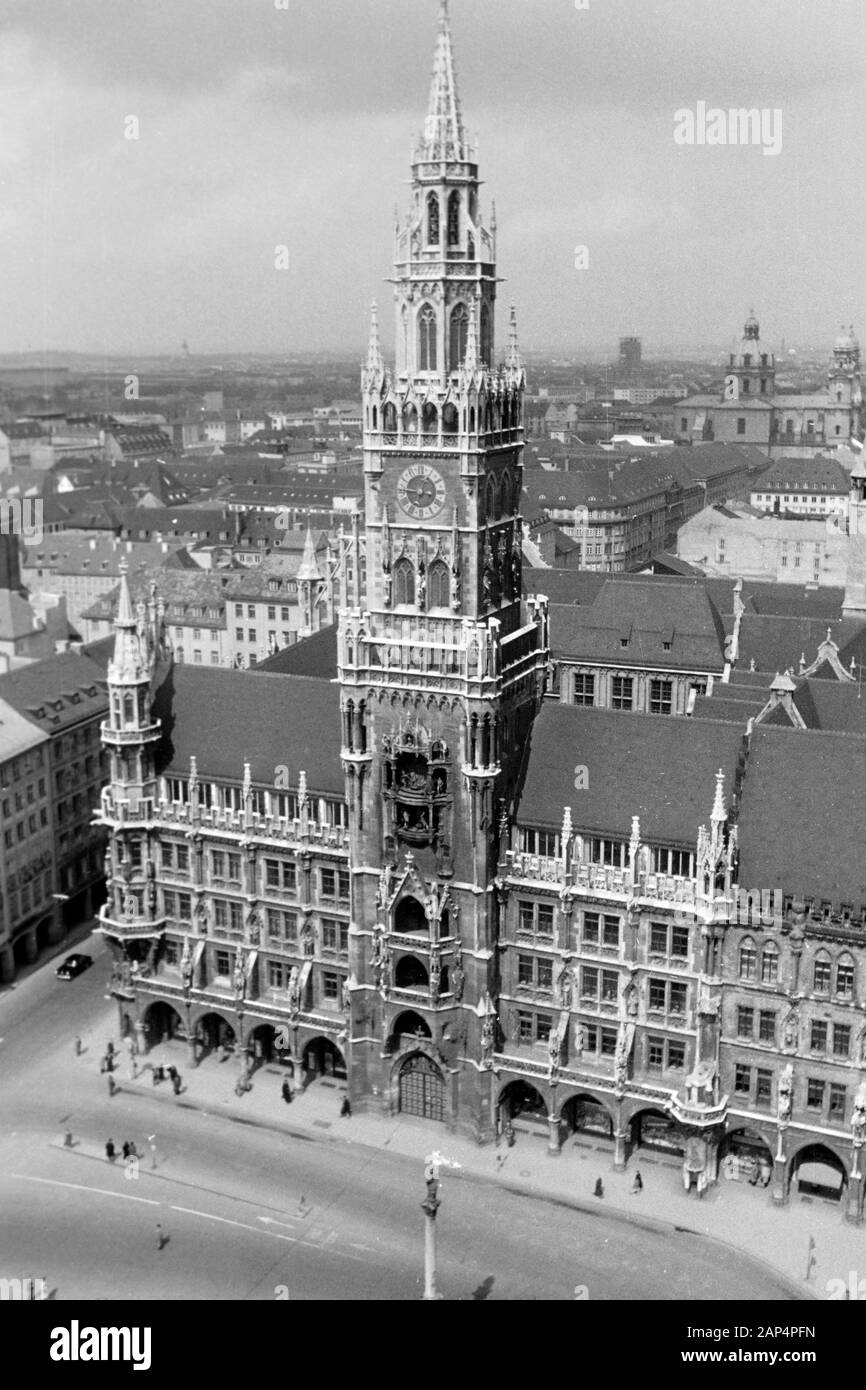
[
  {"xmin": 580, "ymin": 966, "xmax": 599, "ymax": 999},
  {"xmin": 737, "ymin": 1006, "xmax": 754, "ymax": 1039},
  {"xmin": 734, "ymin": 1064, "xmax": 751, "ymax": 1096},
  {"xmin": 648, "ymin": 978, "xmax": 666, "ymax": 1011},
  {"xmin": 600, "ymin": 1027, "xmax": 617, "ymax": 1056},
  {"xmin": 837, "ymin": 960, "xmax": 855, "ymax": 998},
  {"xmin": 829, "ymin": 1083, "xmax": 846, "ymax": 1119},
  {"xmin": 268, "ymin": 961, "xmax": 284, "ymax": 990},
  {"xmin": 536, "ymin": 1015, "xmax": 552, "ymax": 1043},
  {"xmin": 518, "ymin": 902, "xmax": 535, "ymax": 934},
  {"xmin": 667, "ymin": 1041, "xmax": 686, "ymax": 1070},
  {"xmin": 669, "ymin": 981, "xmax": 687, "ymax": 1015},
  {"xmin": 758, "ymin": 1011, "xmax": 776, "ymax": 1044},
  {"xmin": 265, "ymin": 858, "xmax": 296, "ymax": 892},
  {"xmin": 739, "ymin": 943, "xmax": 757, "ymax": 981},
  {"xmin": 177, "ymin": 893, "xmax": 191, "ymax": 921},
  {"xmin": 647, "ymin": 1038, "xmax": 664, "ymax": 1071},
  {"xmin": 806, "ymin": 1078, "xmax": 824, "ymax": 1109},
  {"xmin": 214, "ymin": 900, "xmax": 228, "ymax": 930},
  {"xmin": 518, "ymin": 1011, "xmax": 533, "ymax": 1044},
  {"xmin": 537, "ymin": 903, "xmax": 554, "ymax": 938},
  {"xmin": 573, "ymin": 673, "xmax": 595, "ymax": 707},
  {"xmin": 755, "ymin": 1069, "xmax": 772, "ymax": 1108},
  {"xmin": 612, "ymin": 676, "xmax": 633, "ymax": 711},
  {"xmin": 833, "ymin": 1024, "xmax": 851, "ymax": 1058},
  {"xmin": 583, "ymin": 911, "xmax": 599, "ymax": 945},
  {"xmin": 215, "ymin": 950, "xmax": 231, "ymax": 977},
  {"xmin": 537, "ymin": 958, "xmax": 553, "ymax": 991},
  {"xmin": 600, "ymin": 969, "xmax": 618, "ymax": 1002},
  {"xmin": 518, "ymin": 954, "xmax": 534, "ymax": 987},
  {"xmin": 671, "ymin": 926, "xmax": 689, "ymax": 959},
  {"xmin": 650, "ymin": 923, "xmax": 667, "ymax": 955},
  {"xmin": 602, "ymin": 915, "xmax": 619, "ymax": 948},
  {"xmin": 323, "ymin": 971, "xmax": 340, "ymax": 1003},
  {"xmin": 649, "ymin": 679, "xmax": 673, "ymax": 715},
  {"xmin": 737, "ymin": 417, "xmax": 746, "ymax": 435},
  {"xmin": 810, "ymin": 1020, "xmax": 828, "ymax": 1052}
]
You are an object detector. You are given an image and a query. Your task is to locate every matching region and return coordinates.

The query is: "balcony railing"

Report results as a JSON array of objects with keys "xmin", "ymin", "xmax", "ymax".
[{"xmin": 98, "ymin": 789, "xmax": 349, "ymax": 851}]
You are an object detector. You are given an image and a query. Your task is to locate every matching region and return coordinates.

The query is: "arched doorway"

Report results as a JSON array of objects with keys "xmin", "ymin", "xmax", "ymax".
[
  {"xmin": 790, "ymin": 1143, "xmax": 848, "ymax": 1201},
  {"xmin": 395, "ymin": 955, "xmax": 429, "ymax": 989},
  {"xmin": 499, "ymin": 1080, "xmax": 547, "ymax": 1124},
  {"xmin": 631, "ymin": 1107, "xmax": 684, "ymax": 1155},
  {"xmin": 561, "ymin": 1093, "xmax": 614, "ymax": 1141},
  {"xmin": 399, "ymin": 1053, "xmax": 445, "ymax": 1123},
  {"xmin": 395, "ymin": 896, "xmax": 428, "ymax": 934},
  {"xmin": 720, "ymin": 1128, "xmax": 774, "ymax": 1187},
  {"xmin": 144, "ymin": 1001, "xmax": 184, "ymax": 1046},
  {"xmin": 36, "ymin": 916, "xmax": 53, "ymax": 952},
  {"xmin": 197, "ymin": 1012, "xmax": 235, "ymax": 1055},
  {"xmin": 302, "ymin": 1037, "xmax": 346, "ymax": 1081}
]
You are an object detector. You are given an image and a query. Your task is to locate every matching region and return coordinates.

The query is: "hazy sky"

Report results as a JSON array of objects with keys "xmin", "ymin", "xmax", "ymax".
[{"xmin": 1, "ymin": 0, "xmax": 864, "ymax": 359}]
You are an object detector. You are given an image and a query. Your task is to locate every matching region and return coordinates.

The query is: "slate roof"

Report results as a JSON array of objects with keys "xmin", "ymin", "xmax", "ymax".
[
  {"xmin": 150, "ymin": 665, "xmax": 343, "ymax": 794},
  {"xmin": 516, "ymin": 705, "xmax": 746, "ymax": 845},
  {"xmin": 752, "ymin": 456, "xmax": 848, "ymax": 495},
  {"xmin": 0, "ymin": 651, "xmax": 108, "ymax": 730},
  {"xmin": 737, "ymin": 725, "xmax": 866, "ymax": 902},
  {"xmin": 549, "ymin": 577, "xmax": 728, "ymax": 671},
  {"xmin": 256, "ymin": 624, "xmax": 338, "ymax": 679},
  {"xmin": 736, "ymin": 614, "xmax": 860, "ymax": 674}
]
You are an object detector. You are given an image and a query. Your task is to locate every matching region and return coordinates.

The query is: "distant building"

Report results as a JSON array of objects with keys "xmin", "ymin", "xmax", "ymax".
[
  {"xmin": 619, "ymin": 337, "xmax": 642, "ymax": 375},
  {"xmin": 751, "ymin": 456, "xmax": 849, "ymax": 517},
  {"xmin": 677, "ymin": 314, "xmax": 863, "ymax": 456}
]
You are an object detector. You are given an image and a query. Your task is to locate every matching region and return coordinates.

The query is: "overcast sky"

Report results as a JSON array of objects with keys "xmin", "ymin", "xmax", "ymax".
[{"xmin": 1, "ymin": 0, "xmax": 863, "ymax": 359}]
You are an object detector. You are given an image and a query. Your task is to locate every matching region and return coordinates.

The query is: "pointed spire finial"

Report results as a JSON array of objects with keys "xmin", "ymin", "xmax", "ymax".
[
  {"xmin": 297, "ymin": 524, "xmax": 323, "ymax": 583},
  {"xmin": 711, "ymin": 769, "xmax": 726, "ymax": 823},
  {"xmin": 366, "ymin": 299, "xmax": 383, "ymax": 373},
  {"xmin": 464, "ymin": 299, "xmax": 479, "ymax": 373},
  {"xmin": 421, "ymin": 0, "xmax": 466, "ymax": 161},
  {"xmin": 505, "ymin": 302, "xmax": 521, "ymax": 372}
]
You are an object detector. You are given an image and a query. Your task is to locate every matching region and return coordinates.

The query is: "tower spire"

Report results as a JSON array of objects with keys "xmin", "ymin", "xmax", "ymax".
[
  {"xmin": 421, "ymin": 0, "xmax": 466, "ymax": 161},
  {"xmin": 109, "ymin": 559, "xmax": 148, "ymax": 684},
  {"xmin": 366, "ymin": 300, "xmax": 384, "ymax": 373},
  {"xmin": 505, "ymin": 302, "xmax": 521, "ymax": 373}
]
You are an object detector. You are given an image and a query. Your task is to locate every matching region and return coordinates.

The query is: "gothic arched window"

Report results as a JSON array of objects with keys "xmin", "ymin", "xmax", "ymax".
[
  {"xmin": 760, "ymin": 940, "xmax": 779, "ymax": 985},
  {"xmin": 418, "ymin": 304, "xmax": 437, "ymax": 371},
  {"xmin": 485, "ymin": 473, "xmax": 498, "ymax": 520},
  {"xmin": 450, "ymin": 304, "xmax": 469, "ymax": 371},
  {"xmin": 442, "ymin": 402, "xmax": 458, "ymax": 436},
  {"xmin": 428, "ymin": 559, "xmax": 450, "ymax": 610},
  {"xmin": 427, "ymin": 193, "xmax": 440, "ymax": 245},
  {"xmin": 447, "ymin": 191, "xmax": 460, "ymax": 246},
  {"xmin": 394, "ymin": 557, "xmax": 415, "ymax": 607},
  {"xmin": 836, "ymin": 953, "xmax": 855, "ymax": 998},
  {"xmin": 480, "ymin": 303, "xmax": 492, "ymax": 365},
  {"xmin": 813, "ymin": 951, "xmax": 831, "ymax": 992},
  {"xmin": 501, "ymin": 468, "xmax": 512, "ymax": 514},
  {"xmin": 739, "ymin": 938, "xmax": 756, "ymax": 981}
]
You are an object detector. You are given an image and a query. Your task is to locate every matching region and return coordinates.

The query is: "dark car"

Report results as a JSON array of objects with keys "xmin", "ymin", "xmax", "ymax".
[{"xmin": 55, "ymin": 953, "xmax": 93, "ymax": 980}]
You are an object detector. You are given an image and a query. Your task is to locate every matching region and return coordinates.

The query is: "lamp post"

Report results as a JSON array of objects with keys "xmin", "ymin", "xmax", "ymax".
[{"xmin": 421, "ymin": 1150, "xmax": 461, "ymax": 1301}]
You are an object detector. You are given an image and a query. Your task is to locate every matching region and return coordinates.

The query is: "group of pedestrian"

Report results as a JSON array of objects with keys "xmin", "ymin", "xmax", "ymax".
[
  {"xmin": 105, "ymin": 1138, "xmax": 139, "ymax": 1163},
  {"xmin": 151, "ymin": 1063, "xmax": 182, "ymax": 1094}
]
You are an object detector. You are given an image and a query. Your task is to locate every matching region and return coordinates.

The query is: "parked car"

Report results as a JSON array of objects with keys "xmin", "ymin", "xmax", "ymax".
[{"xmin": 56, "ymin": 953, "xmax": 93, "ymax": 981}]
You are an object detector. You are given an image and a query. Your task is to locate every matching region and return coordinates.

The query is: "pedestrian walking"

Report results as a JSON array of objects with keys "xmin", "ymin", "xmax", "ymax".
[
  {"xmin": 107, "ymin": 1073, "xmax": 117, "ymax": 1098},
  {"xmin": 106, "ymin": 1040, "xmax": 115, "ymax": 1057},
  {"xmin": 74, "ymin": 1036, "xmax": 83, "ymax": 1057},
  {"xmin": 340, "ymin": 1096, "xmax": 351, "ymax": 1118},
  {"xmin": 105, "ymin": 1139, "xmax": 116, "ymax": 1163},
  {"xmin": 594, "ymin": 1177, "xmax": 604, "ymax": 1198},
  {"xmin": 632, "ymin": 1170, "xmax": 643, "ymax": 1194},
  {"xmin": 171, "ymin": 1071, "xmax": 182, "ymax": 1096},
  {"xmin": 281, "ymin": 1079, "xmax": 293, "ymax": 1105},
  {"xmin": 156, "ymin": 1223, "xmax": 167, "ymax": 1251},
  {"xmin": 122, "ymin": 1141, "xmax": 131, "ymax": 1161},
  {"xmin": 63, "ymin": 1130, "xmax": 74, "ymax": 1148}
]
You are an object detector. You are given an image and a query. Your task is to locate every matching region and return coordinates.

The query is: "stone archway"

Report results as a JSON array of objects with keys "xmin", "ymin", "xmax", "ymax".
[
  {"xmin": 395, "ymin": 896, "xmax": 428, "ymax": 934},
  {"xmin": 143, "ymin": 1001, "xmax": 184, "ymax": 1047},
  {"xmin": 499, "ymin": 1079, "xmax": 547, "ymax": 1123},
  {"xmin": 390, "ymin": 1010, "xmax": 432, "ymax": 1048},
  {"xmin": 247, "ymin": 1022, "xmax": 277, "ymax": 1069},
  {"xmin": 720, "ymin": 1127, "xmax": 774, "ymax": 1187},
  {"xmin": 196, "ymin": 1011, "xmax": 236, "ymax": 1057},
  {"xmin": 398, "ymin": 1052, "xmax": 446, "ymax": 1123},
  {"xmin": 302, "ymin": 1036, "xmax": 346, "ymax": 1082},
  {"xmin": 395, "ymin": 955, "xmax": 429, "ymax": 989},
  {"xmin": 561, "ymin": 1092, "xmax": 615, "ymax": 1141},
  {"xmin": 630, "ymin": 1107, "xmax": 685, "ymax": 1156},
  {"xmin": 790, "ymin": 1142, "xmax": 848, "ymax": 1201}
]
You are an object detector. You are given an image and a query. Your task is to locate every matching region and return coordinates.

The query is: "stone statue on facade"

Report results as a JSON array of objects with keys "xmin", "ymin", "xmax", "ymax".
[
  {"xmin": 853, "ymin": 1082, "xmax": 866, "ymax": 1142},
  {"xmin": 480, "ymin": 1011, "xmax": 496, "ymax": 1069},
  {"xmin": 288, "ymin": 966, "xmax": 300, "ymax": 1018},
  {"xmin": 547, "ymin": 1031, "xmax": 561, "ymax": 1084},
  {"xmin": 614, "ymin": 1031, "xmax": 629, "ymax": 1089},
  {"xmin": 777, "ymin": 1062, "xmax": 794, "ymax": 1123},
  {"xmin": 245, "ymin": 909, "xmax": 262, "ymax": 947},
  {"xmin": 557, "ymin": 961, "xmax": 573, "ymax": 1011},
  {"xmin": 233, "ymin": 956, "xmax": 246, "ymax": 1002},
  {"xmin": 300, "ymin": 917, "xmax": 314, "ymax": 957},
  {"xmin": 623, "ymin": 976, "xmax": 639, "ymax": 1018},
  {"xmin": 180, "ymin": 937, "xmax": 193, "ymax": 994},
  {"xmin": 782, "ymin": 1007, "xmax": 799, "ymax": 1051}
]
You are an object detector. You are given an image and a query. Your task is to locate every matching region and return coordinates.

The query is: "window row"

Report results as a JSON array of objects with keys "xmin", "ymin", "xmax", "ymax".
[{"xmin": 738, "ymin": 939, "xmax": 856, "ymax": 996}]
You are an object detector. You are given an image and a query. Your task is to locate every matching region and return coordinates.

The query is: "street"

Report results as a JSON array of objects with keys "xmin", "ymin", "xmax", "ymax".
[{"xmin": 0, "ymin": 934, "xmax": 805, "ymax": 1300}]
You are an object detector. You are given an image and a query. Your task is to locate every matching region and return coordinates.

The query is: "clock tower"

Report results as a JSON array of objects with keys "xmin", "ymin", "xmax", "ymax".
[{"xmin": 339, "ymin": 0, "xmax": 549, "ymax": 1139}]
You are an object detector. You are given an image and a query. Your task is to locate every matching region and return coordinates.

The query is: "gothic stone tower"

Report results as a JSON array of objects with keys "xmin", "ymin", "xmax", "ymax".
[{"xmin": 339, "ymin": 1, "xmax": 549, "ymax": 1140}]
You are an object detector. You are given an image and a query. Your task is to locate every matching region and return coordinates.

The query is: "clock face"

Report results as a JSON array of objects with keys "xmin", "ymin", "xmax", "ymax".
[{"xmin": 397, "ymin": 462, "xmax": 447, "ymax": 521}]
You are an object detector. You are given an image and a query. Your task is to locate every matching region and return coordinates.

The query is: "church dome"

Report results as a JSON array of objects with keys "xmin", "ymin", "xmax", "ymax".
[{"xmin": 743, "ymin": 308, "xmax": 760, "ymax": 339}]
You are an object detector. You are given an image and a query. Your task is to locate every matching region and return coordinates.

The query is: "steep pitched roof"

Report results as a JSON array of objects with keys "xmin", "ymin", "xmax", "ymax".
[
  {"xmin": 737, "ymin": 725, "xmax": 866, "ymax": 902},
  {"xmin": 256, "ymin": 624, "xmax": 338, "ymax": 679},
  {"xmin": 0, "ymin": 651, "xmax": 108, "ymax": 730},
  {"xmin": 549, "ymin": 577, "xmax": 728, "ymax": 671},
  {"xmin": 151, "ymin": 665, "xmax": 343, "ymax": 794},
  {"xmin": 516, "ymin": 705, "xmax": 746, "ymax": 845}
]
